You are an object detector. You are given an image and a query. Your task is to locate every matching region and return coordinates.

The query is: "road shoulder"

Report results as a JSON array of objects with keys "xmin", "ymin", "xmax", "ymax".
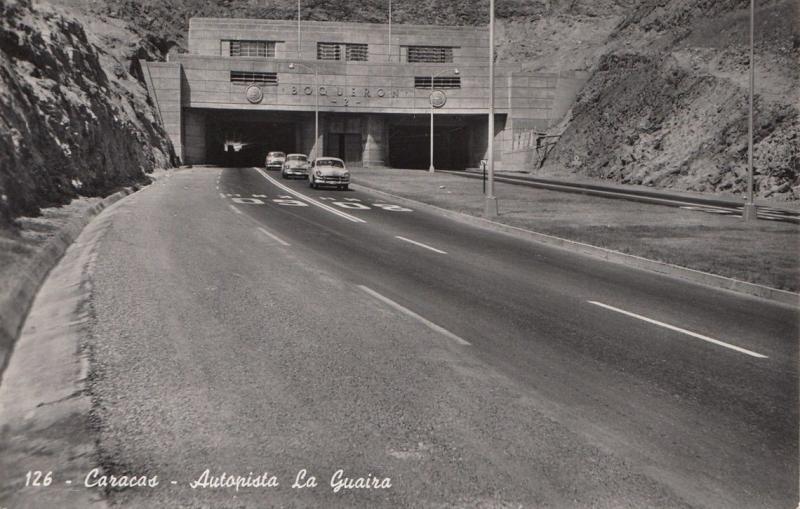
[{"xmin": 0, "ymin": 200, "xmax": 130, "ymax": 508}]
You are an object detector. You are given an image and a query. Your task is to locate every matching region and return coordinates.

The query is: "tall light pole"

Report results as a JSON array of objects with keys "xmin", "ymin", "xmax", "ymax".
[
  {"xmin": 429, "ymin": 68, "xmax": 459, "ymax": 172},
  {"xmin": 297, "ymin": 0, "xmax": 302, "ymax": 59},
  {"xmin": 484, "ymin": 0, "xmax": 497, "ymax": 217},
  {"xmin": 289, "ymin": 62, "xmax": 318, "ymax": 159},
  {"xmin": 388, "ymin": 0, "xmax": 392, "ymax": 62},
  {"xmin": 743, "ymin": 0, "xmax": 757, "ymax": 221}
]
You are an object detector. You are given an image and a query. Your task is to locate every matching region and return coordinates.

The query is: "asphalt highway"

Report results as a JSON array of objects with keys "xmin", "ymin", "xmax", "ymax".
[{"xmin": 85, "ymin": 166, "xmax": 797, "ymax": 508}]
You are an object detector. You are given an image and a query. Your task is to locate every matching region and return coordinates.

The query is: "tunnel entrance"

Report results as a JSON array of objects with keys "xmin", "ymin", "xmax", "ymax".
[
  {"xmin": 205, "ymin": 113, "xmax": 298, "ymax": 167},
  {"xmin": 388, "ymin": 117, "xmax": 470, "ymax": 170}
]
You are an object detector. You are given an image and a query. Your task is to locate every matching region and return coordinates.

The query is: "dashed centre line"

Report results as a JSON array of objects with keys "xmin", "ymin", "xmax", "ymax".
[
  {"xmin": 253, "ymin": 167, "xmax": 366, "ymax": 223},
  {"xmin": 588, "ymin": 301, "xmax": 768, "ymax": 359},
  {"xmin": 257, "ymin": 226, "xmax": 290, "ymax": 247},
  {"xmin": 358, "ymin": 285, "xmax": 470, "ymax": 346},
  {"xmin": 395, "ymin": 236, "xmax": 447, "ymax": 254}
]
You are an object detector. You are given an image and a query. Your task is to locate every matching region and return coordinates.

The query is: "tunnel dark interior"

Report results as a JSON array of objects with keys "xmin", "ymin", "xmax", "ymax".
[
  {"xmin": 206, "ymin": 119, "xmax": 297, "ymax": 167},
  {"xmin": 389, "ymin": 124, "xmax": 468, "ymax": 170}
]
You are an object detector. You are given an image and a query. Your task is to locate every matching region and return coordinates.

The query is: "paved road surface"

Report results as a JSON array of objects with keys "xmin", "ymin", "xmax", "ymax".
[{"xmin": 82, "ymin": 166, "xmax": 797, "ymax": 508}]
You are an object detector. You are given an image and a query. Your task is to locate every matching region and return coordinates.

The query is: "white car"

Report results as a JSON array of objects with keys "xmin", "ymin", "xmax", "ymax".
[
  {"xmin": 265, "ymin": 151, "xmax": 286, "ymax": 171},
  {"xmin": 309, "ymin": 157, "xmax": 350, "ymax": 190},
  {"xmin": 281, "ymin": 154, "xmax": 310, "ymax": 179}
]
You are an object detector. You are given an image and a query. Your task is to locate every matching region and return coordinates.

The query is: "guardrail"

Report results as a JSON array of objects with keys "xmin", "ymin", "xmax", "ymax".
[{"xmin": 444, "ymin": 170, "xmax": 800, "ymax": 224}]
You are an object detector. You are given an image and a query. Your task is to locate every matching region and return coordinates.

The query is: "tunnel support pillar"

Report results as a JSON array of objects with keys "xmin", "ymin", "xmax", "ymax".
[{"xmin": 362, "ymin": 115, "xmax": 387, "ymax": 168}]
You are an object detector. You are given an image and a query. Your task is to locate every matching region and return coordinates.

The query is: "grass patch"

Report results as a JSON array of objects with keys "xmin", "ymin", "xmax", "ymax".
[{"xmin": 352, "ymin": 168, "xmax": 799, "ymax": 292}]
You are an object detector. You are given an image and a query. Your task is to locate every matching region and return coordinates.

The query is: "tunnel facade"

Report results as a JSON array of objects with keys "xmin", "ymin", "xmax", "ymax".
[{"xmin": 143, "ymin": 18, "xmax": 589, "ymax": 170}]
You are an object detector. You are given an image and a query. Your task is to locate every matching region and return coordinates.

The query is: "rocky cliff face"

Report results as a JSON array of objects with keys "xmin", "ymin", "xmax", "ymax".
[
  {"xmin": 0, "ymin": 0, "xmax": 177, "ymax": 226},
  {"xmin": 538, "ymin": 0, "xmax": 799, "ymax": 200}
]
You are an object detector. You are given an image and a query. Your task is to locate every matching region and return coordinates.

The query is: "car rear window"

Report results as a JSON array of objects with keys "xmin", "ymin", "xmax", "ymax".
[
  {"xmin": 317, "ymin": 159, "xmax": 344, "ymax": 168},
  {"xmin": 287, "ymin": 155, "xmax": 307, "ymax": 161},
  {"xmin": 268, "ymin": 152, "xmax": 285, "ymax": 157}
]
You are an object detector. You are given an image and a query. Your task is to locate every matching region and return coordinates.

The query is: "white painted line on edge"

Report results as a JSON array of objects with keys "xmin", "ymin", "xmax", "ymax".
[
  {"xmin": 253, "ymin": 167, "xmax": 366, "ymax": 224},
  {"xmin": 219, "ymin": 192, "xmax": 225, "ymax": 198},
  {"xmin": 395, "ymin": 236, "xmax": 447, "ymax": 254},
  {"xmin": 358, "ymin": 285, "xmax": 470, "ymax": 345},
  {"xmin": 228, "ymin": 204, "xmax": 243, "ymax": 215},
  {"xmin": 588, "ymin": 301, "xmax": 768, "ymax": 359},
  {"xmin": 257, "ymin": 226, "xmax": 290, "ymax": 247}
]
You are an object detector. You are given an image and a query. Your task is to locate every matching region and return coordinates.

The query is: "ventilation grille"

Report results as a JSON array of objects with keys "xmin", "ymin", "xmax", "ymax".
[
  {"xmin": 230, "ymin": 71, "xmax": 278, "ymax": 85},
  {"xmin": 414, "ymin": 76, "xmax": 461, "ymax": 89},
  {"xmin": 407, "ymin": 46, "xmax": 453, "ymax": 63},
  {"xmin": 229, "ymin": 40, "xmax": 276, "ymax": 58}
]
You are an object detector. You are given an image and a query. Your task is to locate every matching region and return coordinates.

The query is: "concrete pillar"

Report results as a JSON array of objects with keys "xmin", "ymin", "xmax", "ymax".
[
  {"xmin": 297, "ymin": 115, "xmax": 317, "ymax": 157},
  {"xmin": 362, "ymin": 115, "xmax": 387, "ymax": 167},
  {"xmin": 183, "ymin": 109, "xmax": 206, "ymax": 164},
  {"xmin": 298, "ymin": 114, "xmax": 324, "ymax": 158}
]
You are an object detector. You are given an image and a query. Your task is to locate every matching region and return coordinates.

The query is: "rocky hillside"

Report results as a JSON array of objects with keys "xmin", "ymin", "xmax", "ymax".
[
  {"xmin": 538, "ymin": 0, "xmax": 799, "ymax": 201},
  {"xmin": 0, "ymin": 0, "xmax": 177, "ymax": 226}
]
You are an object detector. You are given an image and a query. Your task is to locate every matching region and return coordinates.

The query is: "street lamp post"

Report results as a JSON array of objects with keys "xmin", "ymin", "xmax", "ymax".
[
  {"xmin": 297, "ymin": 0, "xmax": 302, "ymax": 59},
  {"xmin": 743, "ymin": 0, "xmax": 757, "ymax": 221},
  {"xmin": 289, "ymin": 62, "xmax": 318, "ymax": 159},
  {"xmin": 429, "ymin": 68, "xmax": 459, "ymax": 173},
  {"xmin": 484, "ymin": 0, "xmax": 497, "ymax": 217}
]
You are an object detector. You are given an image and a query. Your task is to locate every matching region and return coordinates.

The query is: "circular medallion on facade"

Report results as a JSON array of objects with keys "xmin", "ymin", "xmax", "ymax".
[
  {"xmin": 430, "ymin": 90, "xmax": 447, "ymax": 108},
  {"xmin": 245, "ymin": 85, "xmax": 263, "ymax": 104}
]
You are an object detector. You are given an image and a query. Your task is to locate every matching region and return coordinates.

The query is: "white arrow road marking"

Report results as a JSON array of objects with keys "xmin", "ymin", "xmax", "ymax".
[
  {"xmin": 257, "ymin": 227, "xmax": 290, "ymax": 247},
  {"xmin": 254, "ymin": 168, "xmax": 366, "ymax": 223},
  {"xmin": 588, "ymin": 301, "xmax": 768, "ymax": 359},
  {"xmin": 395, "ymin": 236, "xmax": 447, "ymax": 254},
  {"xmin": 359, "ymin": 285, "xmax": 470, "ymax": 345}
]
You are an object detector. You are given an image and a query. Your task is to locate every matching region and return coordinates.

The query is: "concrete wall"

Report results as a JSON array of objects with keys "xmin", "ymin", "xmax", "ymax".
[
  {"xmin": 142, "ymin": 18, "xmax": 589, "ymax": 169},
  {"xmin": 189, "ymin": 18, "xmax": 489, "ymax": 64},
  {"xmin": 142, "ymin": 61, "xmax": 183, "ymax": 160},
  {"xmin": 169, "ymin": 54, "xmax": 513, "ymax": 116},
  {"xmin": 503, "ymin": 70, "xmax": 591, "ymax": 169}
]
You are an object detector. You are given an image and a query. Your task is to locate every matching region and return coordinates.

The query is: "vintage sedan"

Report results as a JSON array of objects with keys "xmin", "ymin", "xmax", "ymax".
[
  {"xmin": 309, "ymin": 157, "xmax": 350, "ymax": 190},
  {"xmin": 281, "ymin": 153, "xmax": 310, "ymax": 179},
  {"xmin": 265, "ymin": 151, "xmax": 286, "ymax": 171}
]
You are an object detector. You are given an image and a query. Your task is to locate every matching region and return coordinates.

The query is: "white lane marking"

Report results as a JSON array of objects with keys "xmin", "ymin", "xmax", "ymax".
[
  {"xmin": 257, "ymin": 226, "xmax": 290, "ymax": 247},
  {"xmin": 253, "ymin": 168, "xmax": 366, "ymax": 223},
  {"xmin": 395, "ymin": 236, "xmax": 448, "ymax": 254},
  {"xmin": 233, "ymin": 197, "xmax": 265, "ymax": 204},
  {"xmin": 588, "ymin": 301, "xmax": 768, "ymax": 359},
  {"xmin": 219, "ymin": 193, "xmax": 225, "ymax": 198},
  {"xmin": 358, "ymin": 285, "xmax": 469, "ymax": 345},
  {"xmin": 228, "ymin": 204, "xmax": 243, "ymax": 215}
]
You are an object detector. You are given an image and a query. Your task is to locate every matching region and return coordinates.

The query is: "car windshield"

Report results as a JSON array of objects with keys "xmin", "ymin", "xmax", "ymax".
[
  {"xmin": 316, "ymin": 159, "xmax": 344, "ymax": 168},
  {"xmin": 287, "ymin": 155, "xmax": 307, "ymax": 162},
  {"xmin": 268, "ymin": 152, "xmax": 285, "ymax": 158}
]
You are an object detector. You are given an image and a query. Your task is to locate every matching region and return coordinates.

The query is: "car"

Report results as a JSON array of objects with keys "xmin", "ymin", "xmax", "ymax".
[
  {"xmin": 281, "ymin": 154, "xmax": 311, "ymax": 179},
  {"xmin": 308, "ymin": 157, "xmax": 350, "ymax": 190},
  {"xmin": 265, "ymin": 151, "xmax": 286, "ymax": 171}
]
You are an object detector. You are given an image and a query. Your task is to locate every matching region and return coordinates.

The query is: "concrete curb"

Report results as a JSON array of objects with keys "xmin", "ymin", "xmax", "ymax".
[
  {"xmin": 351, "ymin": 183, "xmax": 800, "ymax": 308},
  {"xmin": 0, "ymin": 187, "xmax": 135, "ymax": 378}
]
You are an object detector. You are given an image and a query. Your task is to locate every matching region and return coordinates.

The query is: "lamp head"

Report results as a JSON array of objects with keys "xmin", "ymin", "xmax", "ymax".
[
  {"xmin": 288, "ymin": 63, "xmax": 296, "ymax": 69},
  {"xmin": 453, "ymin": 68, "xmax": 460, "ymax": 75}
]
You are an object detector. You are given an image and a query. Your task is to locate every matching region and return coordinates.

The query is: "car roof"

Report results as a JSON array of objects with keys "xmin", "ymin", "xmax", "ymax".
[
  {"xmin": 286, "ymin": 153, "xmax": 307, "ymax": 157},
  {"xmin": 268, "ymin": 151, "xmax": 285, "ymax": 155},
  {"xmin": 315, "ymin": 157, "xmax": 344, "ymax": 163}
]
